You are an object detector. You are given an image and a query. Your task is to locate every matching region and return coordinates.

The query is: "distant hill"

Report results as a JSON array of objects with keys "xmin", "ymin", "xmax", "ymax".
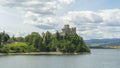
[{"xmin": 85, "ymin": 38, "xmax": 120, "ymax": 46}]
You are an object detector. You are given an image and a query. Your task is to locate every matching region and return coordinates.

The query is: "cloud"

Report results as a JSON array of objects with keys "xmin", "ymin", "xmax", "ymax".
[
  {"xmin": 0, "ymin": 0, "xmax": 120, "ymax": 39},
  {"xmin": 1, "ymin": 0, "xmax": 58, "ymax": 15},
  {"xmin": 23, "ymin": 11, "xmax": 60, "ymax": 30},
  {"xmin": 61, "ymin": 11, "xmax": 103, "ymax": 32},
  {"xmin": 58, "ymin": 0, "xmax": 75, "ymax": 5},
  {"xmin": 63, "ymin": 11, "xmax": 103, "ymax": 24},
  {"xmin": 0, "ymin": 0, "xmax": 75, "ymax": 14},
  {"xmin": 60, "ymin": 9, "xmax": 120, "ymax": 39},
  {"xmin": 6, "ymin": 31, "xmax": 29, "ymax": 37},
  {"xmin": 0, "ymin": 0, "xmax": 75, "ymax": 30}
]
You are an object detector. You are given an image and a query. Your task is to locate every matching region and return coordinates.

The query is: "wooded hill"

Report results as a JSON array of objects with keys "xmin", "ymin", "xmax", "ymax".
[{"xmin": 0, "ymin": 31, "xmax": 90, "ymax": 53}]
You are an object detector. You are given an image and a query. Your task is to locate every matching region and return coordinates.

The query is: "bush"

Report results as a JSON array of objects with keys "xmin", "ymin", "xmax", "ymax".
[{"xmin": 0, "ymin": 42, "xmax": 36, "ymax": 53}]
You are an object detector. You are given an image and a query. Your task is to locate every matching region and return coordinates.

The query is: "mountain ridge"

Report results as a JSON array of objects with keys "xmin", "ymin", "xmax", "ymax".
[{"xmin": 85, "ymin": 38, "xmax": 120, "ymax": 46}]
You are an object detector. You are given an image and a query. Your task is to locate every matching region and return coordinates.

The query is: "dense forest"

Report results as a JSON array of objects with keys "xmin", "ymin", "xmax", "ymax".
[{"xmin": 0, "ymin": 31, "xmax": 90, "ymax": 53}]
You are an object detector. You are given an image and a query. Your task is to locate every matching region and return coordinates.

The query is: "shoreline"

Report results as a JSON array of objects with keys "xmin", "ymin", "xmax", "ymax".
[{"xmin": 0, "ymin": 52, "xmax": 90, "ymax": 56}]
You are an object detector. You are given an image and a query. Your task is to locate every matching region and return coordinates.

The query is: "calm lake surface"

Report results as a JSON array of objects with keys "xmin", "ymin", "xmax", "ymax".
[{"xmin": 0, "ymin": 49, "xmax": 120, "ymax": 68}]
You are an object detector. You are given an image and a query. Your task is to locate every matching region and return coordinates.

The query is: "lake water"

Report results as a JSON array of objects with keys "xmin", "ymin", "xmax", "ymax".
[{"xmin": 0, "ymin": 49, "xmax": 120, "ymax": 68}]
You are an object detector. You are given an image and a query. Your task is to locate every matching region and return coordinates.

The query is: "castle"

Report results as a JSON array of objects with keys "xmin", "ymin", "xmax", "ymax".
[{"xmin": 60, "ymin": 24, "xmax": 76, "ymax": 35}]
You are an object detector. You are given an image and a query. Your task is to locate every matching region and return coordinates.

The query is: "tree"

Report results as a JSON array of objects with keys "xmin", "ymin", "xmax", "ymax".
[
  {"xmin": 55, "ymin": 31, "xmax": 61, "ymax": 41},
  {"xmin": 0, "ymin": 31, "xmax": 10, "ymax": 46},
  {"xmin": 0, "ymin": 33, "xmax": 2, "ymax": 47},
  {"xmin": 42, "ymin": 31, "xmax": 52, "ymax": 51},
  {"xmin": 32, "ymin": 35, "xmax": 42, "ymax": 50},
  {"xmin": 0, "ymin": 42, "xmax": 36, "ymax": 53},
  {"xmin": 16, "ymin": 37, "xmax": 25, "ymax": 42},
  {"xmin": 0, "ymin": 31, "xmax": 90, "ymax": 53},
  {"xmin": 25, "ymin": 32, "xmax": 40, "ymax": 45}
]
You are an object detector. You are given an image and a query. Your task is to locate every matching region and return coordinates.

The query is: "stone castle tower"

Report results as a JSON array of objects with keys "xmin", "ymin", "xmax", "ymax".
[{"xmin": 61, "ymin": 24, "xmax": 76, "ymax": 35}]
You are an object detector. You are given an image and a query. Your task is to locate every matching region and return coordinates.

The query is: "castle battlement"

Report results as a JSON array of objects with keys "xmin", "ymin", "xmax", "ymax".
[{"xmin": 61, "ymin": 24, "xmax": 76, "ymax": 35}]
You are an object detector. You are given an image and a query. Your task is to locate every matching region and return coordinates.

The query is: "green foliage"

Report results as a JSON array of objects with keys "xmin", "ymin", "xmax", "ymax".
[
  {"xmin": 0, "ymin": 31, "xmax": 10, "ymax": 47},
  {"xmin": 0, "ymin": 42, "xmax": 36, "ymax": 53},
  {"xmin": 49, "ymin": 32, "xmax": 90, "ymax": 53},
  {"xmin": 16, "ymin": 37, "xmax": 24, "ymax": 42},
  {"xmin": 25, "ymin": 32, "xmax": 43, "ymax": 51},
  {"xmin": 0, "ymin": 33, "xmax": 2, "ymax": 47},
  {"xmin": 0, "ymin": 31, "xmax": 90, "ymax": 53},
  {"xmin": 42, "ymin": 31, "xmax": 52, "ymax": 52}
]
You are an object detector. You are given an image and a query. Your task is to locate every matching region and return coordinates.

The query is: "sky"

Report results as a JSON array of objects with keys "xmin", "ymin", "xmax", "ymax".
[{"xmin": 0, "ymin": 0, "xmax": 120, "ymax": 40}]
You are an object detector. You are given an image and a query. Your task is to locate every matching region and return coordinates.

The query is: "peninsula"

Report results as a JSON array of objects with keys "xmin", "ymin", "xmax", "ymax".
[{"xmin": 0, "ymin": 25, "xmax": 90, "ymax": 55}]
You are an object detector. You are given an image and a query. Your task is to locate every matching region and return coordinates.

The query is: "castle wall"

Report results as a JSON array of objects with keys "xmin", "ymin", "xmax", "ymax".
[{"xmin": 61, "ymin": 25, "xmax": 76, "ymax": 35}]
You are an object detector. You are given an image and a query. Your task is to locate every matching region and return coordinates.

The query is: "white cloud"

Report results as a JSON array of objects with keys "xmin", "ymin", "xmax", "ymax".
[
  {"xmin": 0, "ymin": 0, "xmax": 120, "ymax": 39},
  {"xmin": 100, "ymin": 9, "xmax": 120, "ymax": 22},
  {"xmin": 6, "ymin": 31, "xmax": 29, "ymax": 37},
  {"xmin": 64, "ymin": 11, "xmax": 103, "ymax": 23},
  {"xmin": 60, "ymin": 9, "xmax": 120, "ymax": 39},
  {"xmin": 0, "ymin": 0, "xmax": 75, "ymax": 31},
  {"xmin": 58, "ymin": 0, "xmax": 75, "ymax": 5}
]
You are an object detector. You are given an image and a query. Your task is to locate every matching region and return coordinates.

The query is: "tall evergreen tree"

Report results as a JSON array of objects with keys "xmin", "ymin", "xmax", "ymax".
[{"xmin": 0, "ymin": 33, "xmax": 2, "ymax": 47}]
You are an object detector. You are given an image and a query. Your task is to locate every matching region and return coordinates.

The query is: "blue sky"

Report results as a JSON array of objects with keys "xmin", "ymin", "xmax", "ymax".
[{"xmin": 0, "ymin": 0, "xmax": 120, "ymax": 39}]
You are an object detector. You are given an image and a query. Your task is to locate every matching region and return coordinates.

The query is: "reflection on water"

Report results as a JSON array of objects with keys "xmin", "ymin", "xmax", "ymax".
[{"xmin": 0, "ymin": 49, "xmax": 120, "ymax": 68}]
